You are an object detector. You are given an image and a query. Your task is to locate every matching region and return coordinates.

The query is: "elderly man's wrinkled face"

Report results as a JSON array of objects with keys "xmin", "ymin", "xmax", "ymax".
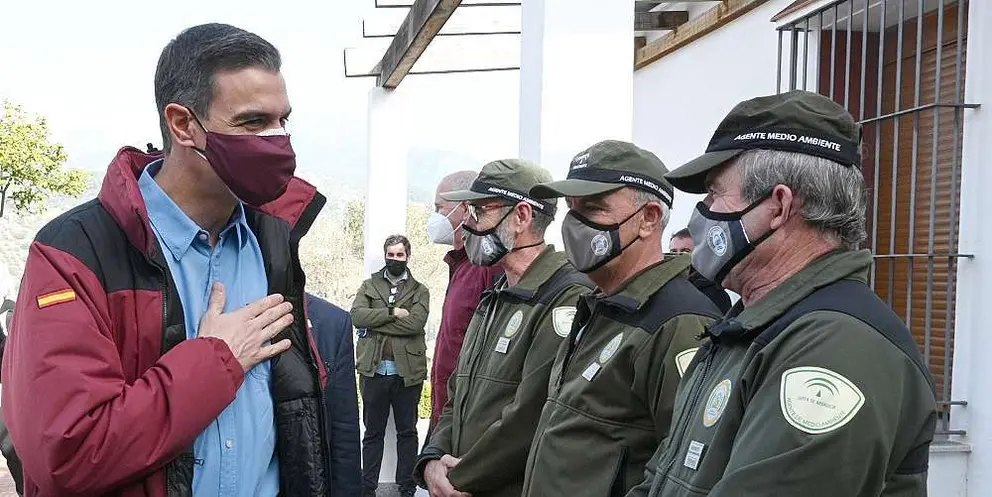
[{"xmin": 703, "ymin": 163, "xmax": 750, "ymax": 213}]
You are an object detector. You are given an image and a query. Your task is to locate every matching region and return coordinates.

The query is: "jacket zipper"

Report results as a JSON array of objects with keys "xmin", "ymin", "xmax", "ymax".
[
  {"xmin": 659, "ymin": 343, "xmax": 717, "ymax": 482},
  {"xmin": 455, "ymin": 291, "xmax": 501, "ymax": 450}
]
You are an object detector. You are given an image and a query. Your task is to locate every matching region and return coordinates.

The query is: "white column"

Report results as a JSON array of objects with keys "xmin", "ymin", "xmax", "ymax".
[
  {"xmin": 950, "ymin": 1, "xmax": 992, "ymax": 495},
  {"xmin": 364, "ymin": 87, "xmax": 410, "ymax": 276},
  {"xmin": 363, "ymin": 87, "xmax": 410, "ymax": 485},
  {"xmin": 518, "ymin": 0, "xmax": 634, "ymax": 245}
]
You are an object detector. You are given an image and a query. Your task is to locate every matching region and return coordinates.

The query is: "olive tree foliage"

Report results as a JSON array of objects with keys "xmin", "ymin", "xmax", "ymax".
[{"xmin": 0, "ymin": 100, "xmax": 90, "ymax": 218}]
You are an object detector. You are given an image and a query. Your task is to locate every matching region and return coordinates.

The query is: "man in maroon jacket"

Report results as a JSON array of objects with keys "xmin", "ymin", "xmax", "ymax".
[
  {"xmin": 1, "ymin": 23, "xmax": 329, "ymax": 497},
  {"xmin": 426, "ymin": 172, "xmax": 504, "ymax": 430}
]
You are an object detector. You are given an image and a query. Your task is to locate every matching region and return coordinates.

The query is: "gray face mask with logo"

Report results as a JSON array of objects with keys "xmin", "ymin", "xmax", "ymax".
[
  {"xmin": 561, "ymin": 206, "xmax": 644, "ymax": 273},
  {"xmin": 463, "ymin": 209, "xmax": 514, "ymax": 266},
  {"xmin": 688, "ymin": 194, "xmax": 773, "ymax": 284}
]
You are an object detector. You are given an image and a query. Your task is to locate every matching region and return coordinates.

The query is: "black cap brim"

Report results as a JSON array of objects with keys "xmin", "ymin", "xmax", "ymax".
[
  {"xmin": 665, "ymin": 149, "xmax": 743, "ymax": 194},
  {"xmin": 529, "ymin": 179, "xmax": 624, "ymax": 199}
]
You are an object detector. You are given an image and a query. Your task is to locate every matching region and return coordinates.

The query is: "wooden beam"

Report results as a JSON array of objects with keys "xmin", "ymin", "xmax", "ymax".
[
  {"xmin": 634, "ymin": 36, "xmax": 647, "ymax": 58},
  {"xmin": 375, "ymin": 0, "xmax": 463, "ymax": 88},
  {"xmin": 635, "ymin": 0, "xmax": 770, "ymax": 70},
  {"xmin": 635, "ymin": 1, "xmax": 661, "ymax": 13},
  {"xmin": 634, "ymin": 11, "xmax": 689, "ymax": 30}
]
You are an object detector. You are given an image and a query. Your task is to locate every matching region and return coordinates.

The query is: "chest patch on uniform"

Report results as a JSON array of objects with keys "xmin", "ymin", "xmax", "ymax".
[
  {"xmin": 780, "ymin": 366, "xmax": 865, "ymax": 434},
  {"xmin": 598, "ymin": 332, "xmax": 624, "ymax": 363},
  {"xmin": 674, "ymin": 348, "xmax": 699, "ymax": 378},
  {"xmin": 504, "ymin": 310, "xmax": 524, "ymax": 338},
  {"xmin": 702, "ymin": 379, "xmax": 732, "ymax": 427},
  {"xmin": 552, "ymin": 306, "xmax": 576, "ymax": 338},
  {"xmin": 495, "ymin": 336, "xmax": 511, "ymax": 354}
]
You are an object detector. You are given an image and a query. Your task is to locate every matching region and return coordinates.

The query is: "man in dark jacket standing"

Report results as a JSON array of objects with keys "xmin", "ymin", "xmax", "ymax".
[
  {"xmin": 351, "ymin": 235, "xmax": 430, "ymax": 497},
  {"xmin": 1, "ymin": 23, "xmax": 330, "ymax": 497},
  {"xmin": 306, "ymin": 293, "xmax": 362, "ymax": 497}
]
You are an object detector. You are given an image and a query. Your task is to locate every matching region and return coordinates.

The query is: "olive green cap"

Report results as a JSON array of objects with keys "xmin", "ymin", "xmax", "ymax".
[
  {"xmin": 529, "ymin": 140, "xmax": 674, "ymax": 207},
  {"xmin": 666, "ymin": 90, "xmax": 863, "ymax": 194},
  {"xmin": 441, "ymin": 158, "xmax": 558, "ymax": 216}
]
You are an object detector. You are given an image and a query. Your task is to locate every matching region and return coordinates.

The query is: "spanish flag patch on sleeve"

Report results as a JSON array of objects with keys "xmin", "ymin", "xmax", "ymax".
[{"xmin": 37, "ymin": 289, "xmax": 77, "ymax": 309}]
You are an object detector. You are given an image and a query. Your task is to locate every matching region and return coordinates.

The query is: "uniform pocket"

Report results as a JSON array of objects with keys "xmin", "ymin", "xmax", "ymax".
[
  {"xmin": 406, "ymin": 342, "xmax": 428, "ymax": 380},
  {"xmin": 610, "ymin": 446, "xmax": 630, "ymax": 497}
]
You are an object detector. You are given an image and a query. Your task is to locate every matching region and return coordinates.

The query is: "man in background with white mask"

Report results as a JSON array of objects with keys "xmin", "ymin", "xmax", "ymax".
[{"xmin": 426, "ymin": 172, "xmax": 504, "ymax": 433}]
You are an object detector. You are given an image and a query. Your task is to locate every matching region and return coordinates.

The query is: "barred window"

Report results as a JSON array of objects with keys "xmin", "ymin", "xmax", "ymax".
[{"xmin": 777, "ymin": 0, "xmax": 975, "ymax": 435}]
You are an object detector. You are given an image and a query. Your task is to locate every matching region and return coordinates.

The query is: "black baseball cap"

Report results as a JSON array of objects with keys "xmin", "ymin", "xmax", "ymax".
[
  {"xmin": 529, "ymin": 140, "xmax": 674, "ymax": 207},
  {"xmin": 441, "ymin": 158, "xmax": 558, "ymax": 217},
  {"xmin": 666, "ymin": 90, "xmax": 863, "ymax": 194}
]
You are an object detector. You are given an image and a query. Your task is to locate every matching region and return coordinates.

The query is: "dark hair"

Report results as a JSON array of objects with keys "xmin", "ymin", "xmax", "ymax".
[
  {"xmin": 154, "ymin": 23, "xmax": 282, "ymax": 153},
  {"xmin": 671, "ymin": 228, "xmax": 691, "ymax": 240},
  {"xmin": 383, "ymin": 235, "xmax": 411, "ymax": 257}
]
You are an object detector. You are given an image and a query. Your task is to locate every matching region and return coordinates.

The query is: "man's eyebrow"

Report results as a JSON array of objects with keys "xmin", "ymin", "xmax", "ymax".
[{"xmin": 230, "ymin": 108, "xmax": 292, "ymax": 123}]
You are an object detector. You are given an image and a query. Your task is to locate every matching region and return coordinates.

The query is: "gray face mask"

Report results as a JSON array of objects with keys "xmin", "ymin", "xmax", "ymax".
[
  {"xmin": 688, "ymin": 195, "xmax": 773, "ymax": 284},
  {"xmin": 463, "ymin": 209, "xmax": 513, "ymax": 266},
  {"xmin": 561, "ymin": 207, "xmax": 644, "ymax": 273}
]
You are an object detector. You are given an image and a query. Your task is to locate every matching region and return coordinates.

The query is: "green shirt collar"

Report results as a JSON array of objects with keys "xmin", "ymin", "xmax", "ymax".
[
  {"xmin": 733, "ymin": 249, "xmax": 873, "ymax": 331},
  {"xmin": 593, "ymin": 254, "xmax": 692, "ymax": 312}
]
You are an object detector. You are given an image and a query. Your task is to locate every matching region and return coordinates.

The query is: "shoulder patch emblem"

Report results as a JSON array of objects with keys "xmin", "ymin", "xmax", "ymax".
[
  {"xmin": 504, "ymin": 310, "xmax": 524, "ymax": 338},
  {"xmin": 780, "ymin": 366, "xmax": 865, "ymax": 435},
  {"xmin": 37, "ymin": 289, "xmax": 76, "ymax": 309},
  {"xmin": 674, "ymin": 348, "xmax": 699, "ymax": 378},
  {"xmin": 702, "ymin": 379, "xmax": 732, "ymax": 427},
  {"xmin": 598, "ymin": 332, "xmax": 624, "ymax": 363},
  {"xmin": 552, "ymin": 306, "xmax": 576, "ymax": 338}
]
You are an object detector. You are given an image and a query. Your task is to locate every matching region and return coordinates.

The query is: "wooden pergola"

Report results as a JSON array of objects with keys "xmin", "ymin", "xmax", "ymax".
[{"xmin": 355, "ymin": 0, "xmax": 771, "ymax": 88}]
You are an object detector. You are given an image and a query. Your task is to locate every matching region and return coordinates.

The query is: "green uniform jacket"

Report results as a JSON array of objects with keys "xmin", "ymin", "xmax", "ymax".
[
  {"xmin": 629, "ymin": 250, "xmax": 937, "ymax": 497},
  {"xmin": 415, "ymin": 248, "xmax": 594, "ymax": 497},
  {"xmin": 351, "ymin": 268, "xmax": 430, "ymax": 386},
  {"xmin": 522, "ymin": 256, "xmax": 722, "ymax": 497}
]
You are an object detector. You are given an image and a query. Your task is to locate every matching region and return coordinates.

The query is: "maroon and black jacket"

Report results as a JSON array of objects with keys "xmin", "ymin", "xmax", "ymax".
[{"xmin": 1, "ymin": 147, "xmax": 330, "ymax": 497}]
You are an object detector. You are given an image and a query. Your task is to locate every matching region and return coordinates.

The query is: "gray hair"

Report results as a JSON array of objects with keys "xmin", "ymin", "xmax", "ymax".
[
  {"xmin": 154, "ymin": 23, "xmax": 282, "ymax": 153},
  {"xmin": 496, "ymin": 203, "xmax": 552, "ymax": 247},
  {"xmin": 633, "ymin": 188, "xmax": 672, "ymax": 232},
  {"xmin": 735, "ymin": 149, "xmax": 867, "ymax": 249}
]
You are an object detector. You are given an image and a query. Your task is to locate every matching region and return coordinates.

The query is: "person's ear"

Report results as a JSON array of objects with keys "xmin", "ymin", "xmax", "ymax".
[
  {"xmin": 165, "ymin": 104, "xmax": 200, "ymax": 150},
  {"xmin": 638, "ymin": 202, "xmax": 663, "ymax": 238},
  {"xmin": 513, "ymin": 202, "xmax": 533, "ymax": 234},
  {"xmin": 768, "ymin": 185, "xmax": 795, "ymax": 230}
]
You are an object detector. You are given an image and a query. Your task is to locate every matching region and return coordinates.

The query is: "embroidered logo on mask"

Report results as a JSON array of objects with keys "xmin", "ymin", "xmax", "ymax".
[
  {"xmin": 707, "ymin": 225, "xmax": 728, "ymax": 256},
  {"xmin": 591, "ymin": 234, "xmax": 611, "ymax": 257}
]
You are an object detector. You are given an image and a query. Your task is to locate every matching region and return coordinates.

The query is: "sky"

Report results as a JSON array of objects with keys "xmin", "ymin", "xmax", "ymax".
[{"xmin": 0, "ymin": 0, "xmax": 521, "ymax": 197}]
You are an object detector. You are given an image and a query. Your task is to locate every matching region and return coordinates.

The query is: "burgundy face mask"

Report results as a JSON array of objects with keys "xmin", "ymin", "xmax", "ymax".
[{"xmin": 189, "ymin": 111, "xmax": 297, "ymax": 206}]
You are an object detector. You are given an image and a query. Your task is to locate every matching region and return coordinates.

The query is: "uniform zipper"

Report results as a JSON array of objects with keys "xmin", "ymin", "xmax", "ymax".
[
  {"xmin": 455, "ymin": 290, "xmax": 501, "ymax": 449},
  {"xmin": 660, "ymin": 343, "xmax": 717, "ymax": 481}
]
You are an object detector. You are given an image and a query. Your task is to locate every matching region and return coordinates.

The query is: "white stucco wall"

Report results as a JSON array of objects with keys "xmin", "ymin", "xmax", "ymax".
[{"xmin": 632, "ymin": 0, "xmax": 794, "ymax": 244}]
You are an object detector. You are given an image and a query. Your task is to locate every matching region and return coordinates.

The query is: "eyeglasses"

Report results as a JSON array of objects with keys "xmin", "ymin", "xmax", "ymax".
[{"xmin": 466, "ymin": 203, "xmax": 509, "ymax": 222}]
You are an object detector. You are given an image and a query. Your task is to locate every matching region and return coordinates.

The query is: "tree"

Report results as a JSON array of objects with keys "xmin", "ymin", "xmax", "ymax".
[{"xmin": 0, "ymin": 100, "xmax": 90, "ymax": 217}]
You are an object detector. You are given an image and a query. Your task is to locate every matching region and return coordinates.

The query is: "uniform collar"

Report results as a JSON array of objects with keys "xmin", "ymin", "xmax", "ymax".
[
  {"xmin": 708, "ymin": 249, "xmax": 872, "ymax": 341},
  {"xmin": 592, "ymin": 254, "xmax": 692, "ymax": 312},
  {"xmin": 138, "ymin": 160, "xmax": 250, "ymax": 261},
  {"xmin": 500, "ymin": 246, "xmax": 567, "ymax": 301}
]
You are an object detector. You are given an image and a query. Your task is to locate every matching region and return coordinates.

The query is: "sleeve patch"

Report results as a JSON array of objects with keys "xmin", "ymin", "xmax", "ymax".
[
  {"xmin": 37, "ymin": 289, "xmax": 77, "ymax": 309},
  {"xmin": 779, "ymin": 366, "xmax": 865, "ymax": 435}
]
